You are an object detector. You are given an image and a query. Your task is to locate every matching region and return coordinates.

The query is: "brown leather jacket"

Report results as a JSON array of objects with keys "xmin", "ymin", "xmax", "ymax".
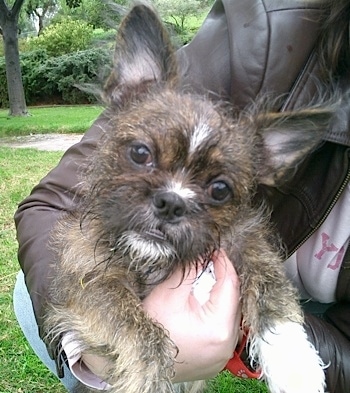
[{"xmin": 14, "ymin": 0, "xmax": 350, "ymax": 391}]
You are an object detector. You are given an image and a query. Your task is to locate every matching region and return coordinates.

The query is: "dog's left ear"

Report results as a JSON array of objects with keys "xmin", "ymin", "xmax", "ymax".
[
  {"xmin": 256, "ymin": 107, "xmax": 335, "ymax": 186},
  {"xmin": 104, "ymin": 4, "xmax": 177, "ymax": 106}
]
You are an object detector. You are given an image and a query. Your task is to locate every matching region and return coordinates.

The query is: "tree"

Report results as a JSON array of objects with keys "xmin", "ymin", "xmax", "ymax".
[
  {"xmin": 154, "ymin": 0, "xmax": 213, "ymax": 35},
  {"xmin": 0, "ymin": 0, "xmax": 28, "ymax": 116},
  {"xmin": 56, "ymin": 0, "xmax": 126, "ymax": 30},
  {"xmin": 0, "ymin": 0, "xmax": 93, "ymax": 115},
  {"xmin": 25, "ymin": 0, "xmax": 57, "ymax": 34}
]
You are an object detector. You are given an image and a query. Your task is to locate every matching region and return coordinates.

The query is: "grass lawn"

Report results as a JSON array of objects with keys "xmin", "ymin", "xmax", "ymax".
[
  {"xmin": 0, "ymin": 136, "xmax": 268, "ymax": 392},
  {"xmin": 0, "ymin": 147, "xmax": 67, "ymax": 392},
  {"xmin": 0, "ymin": 106, "xmax": 103, "ymax": 137}
]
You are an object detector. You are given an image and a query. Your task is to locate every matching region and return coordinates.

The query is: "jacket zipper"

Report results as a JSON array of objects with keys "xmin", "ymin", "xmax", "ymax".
[{"xmin": 287, "ymin": 167, "xmax": 350, "ymax": 258}]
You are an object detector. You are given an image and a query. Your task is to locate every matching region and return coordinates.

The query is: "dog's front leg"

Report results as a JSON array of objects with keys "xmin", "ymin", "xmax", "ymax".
[
  {"xmin": 232, "ymin": 241, "xmax": 326, "ymax": 393},
  {"xmin": 45, "ymin": 272, "xmax": 177, "ymax": 393}
]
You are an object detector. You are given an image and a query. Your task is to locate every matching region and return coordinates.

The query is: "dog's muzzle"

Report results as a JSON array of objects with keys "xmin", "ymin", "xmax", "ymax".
[{"xmin": 152, "ymin": 191, "xmax": 186, "ymax": 223}]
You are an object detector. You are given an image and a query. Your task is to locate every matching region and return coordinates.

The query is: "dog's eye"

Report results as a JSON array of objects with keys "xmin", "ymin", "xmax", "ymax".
[
  {"xmin": 129, "ymin": 144, "xmax": 153, "ymax": 166},
  {"xmin": 208, "ymin": 181, "xmax": 231, "ymax": 202}
]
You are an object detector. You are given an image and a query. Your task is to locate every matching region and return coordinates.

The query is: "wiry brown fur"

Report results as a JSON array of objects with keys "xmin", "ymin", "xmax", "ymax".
[
  {"xmin": 318, "ymin": 0, "xmax": 350, "ymax": 80},
  {"xmin": 43, "ymin": 4, "xmax": 339, "ymax": 393}
]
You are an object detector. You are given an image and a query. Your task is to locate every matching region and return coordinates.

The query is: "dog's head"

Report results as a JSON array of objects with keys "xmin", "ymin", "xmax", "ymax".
[{"xmin": 80, "ymin": 4, "xmax": 336, "ymax": 284}]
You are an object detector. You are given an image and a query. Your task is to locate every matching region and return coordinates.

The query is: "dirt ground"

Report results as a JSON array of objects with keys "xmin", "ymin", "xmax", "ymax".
[{"xmin": 0, "ymin": 133, "xmax": 83, "ymax": 151}]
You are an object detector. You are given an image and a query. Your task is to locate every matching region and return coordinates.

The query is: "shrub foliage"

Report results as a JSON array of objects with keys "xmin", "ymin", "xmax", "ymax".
[
  {"xmin": 0, "ymin": 47, "xmax": 111, "ymax": 107},
  {"xmin": 28, "ymin": 17, "xmax": 94, "ymax": 57}
]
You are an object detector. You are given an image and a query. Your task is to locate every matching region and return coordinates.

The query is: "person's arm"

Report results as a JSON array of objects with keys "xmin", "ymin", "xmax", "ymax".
[
  {"xmin": 14, "ymin": 113, "xmax": 110, "ymax": 332},
  {"xmin": 304, "ymin": 308, "xmax": 350, "ymax": 393}
]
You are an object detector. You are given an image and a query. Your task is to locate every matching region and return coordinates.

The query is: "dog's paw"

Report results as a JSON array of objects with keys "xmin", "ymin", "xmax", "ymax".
[{"xmin": 250, "ymin": 321, "xmax": 326, "ymax": 393}]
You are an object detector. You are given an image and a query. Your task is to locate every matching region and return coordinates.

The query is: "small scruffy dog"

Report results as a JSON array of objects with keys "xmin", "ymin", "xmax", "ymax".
[{"xmin": 44, "ymin": 4, "xmax": 331, "ymax": 393}]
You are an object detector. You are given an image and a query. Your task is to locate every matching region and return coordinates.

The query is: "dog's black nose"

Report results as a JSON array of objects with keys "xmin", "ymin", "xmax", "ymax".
[{"xmin": 153, "ymin": 191, "xmax": 186, "ymax": 222}]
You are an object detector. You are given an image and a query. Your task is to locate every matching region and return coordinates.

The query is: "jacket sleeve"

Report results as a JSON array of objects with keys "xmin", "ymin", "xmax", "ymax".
[
  {"xmin": 14, "ymin": 114, "xmax": 110, "ymax": 332},
  {"xmin": 304, "ymin": 309, "xmax": 350, "ymax": 393}
]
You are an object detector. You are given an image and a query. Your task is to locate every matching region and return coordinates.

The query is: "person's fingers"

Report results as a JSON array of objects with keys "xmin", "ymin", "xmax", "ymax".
[
  {"xmin": 212, "ymin": 249, "xmax": 238, "ymax": 282},
  {"xmin": 145, "ymin": 250, "xmax": 241, "ymax": 320},
  {"xmin": 143, "ymin": 266, "xmax": 195, "ymax": 319},
  {"xmin": 193, "ymin": 250, "xmax": 241, "ymax": 355},
  {"xmin": 203, "ymin": 250, "xmax": 241, "ymax": 312},
  {"xmin": 142, "ymin": 250, "xmax": 242, "ymax": 382}
]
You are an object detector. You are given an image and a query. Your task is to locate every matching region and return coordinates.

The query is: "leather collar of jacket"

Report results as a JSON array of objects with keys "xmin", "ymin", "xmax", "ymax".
[
  {"xmin": 324, "ymin": 81, "xmax": 350, "ymax": 147},
  {"xmin": 259, "ymin": 142, "xmax": 350, "ymax": 255}
]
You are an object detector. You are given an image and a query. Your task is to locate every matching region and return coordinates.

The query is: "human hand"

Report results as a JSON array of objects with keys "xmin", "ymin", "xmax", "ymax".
[{"xmin": 143, "ymin": 250, "xmax": 242, "ymax": 382}]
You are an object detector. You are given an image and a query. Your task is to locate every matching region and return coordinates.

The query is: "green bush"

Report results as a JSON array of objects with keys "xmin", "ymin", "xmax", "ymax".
[
  {"xmin": 43, "ymin": 48, "xmax": 112, "ymax": 104},
  {"xmin": 28, "ymin": 17, "xmax": 94, "ymax": 57},
  {"xmin": 20, "ymin": 49, "xmax": 52, "ymax": 104},
  {"xmin": 0, "ymin": 47, "xmax": 112, "ymax": 107},
  {"xmin": 91, "ymin": 28, "xmax": 116, "ymax": 45}
]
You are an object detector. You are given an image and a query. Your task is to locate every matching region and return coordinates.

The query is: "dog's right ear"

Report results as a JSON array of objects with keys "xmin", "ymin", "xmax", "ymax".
[
  {"xmin": 104, "ymin": 4, "xmax": 178, "ymax": 106},
  {"xmin": 256, "ymin": 107, "xmax": 334, "ymax": 186}
]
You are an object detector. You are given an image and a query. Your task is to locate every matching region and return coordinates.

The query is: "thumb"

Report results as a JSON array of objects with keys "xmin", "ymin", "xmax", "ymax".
[{"xmin": 205, "ymin": 250, "xmax": 241, "ymax": 313}]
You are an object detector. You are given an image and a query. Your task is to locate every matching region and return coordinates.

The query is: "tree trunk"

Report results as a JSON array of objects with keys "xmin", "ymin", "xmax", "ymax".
[
  {"xmin": 34, "ymin": 9, "xmax": 44, "ymax": 35},
  {"xmin": 0, "ymin": 0, "xmax": 28, "ymax": 116}
]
